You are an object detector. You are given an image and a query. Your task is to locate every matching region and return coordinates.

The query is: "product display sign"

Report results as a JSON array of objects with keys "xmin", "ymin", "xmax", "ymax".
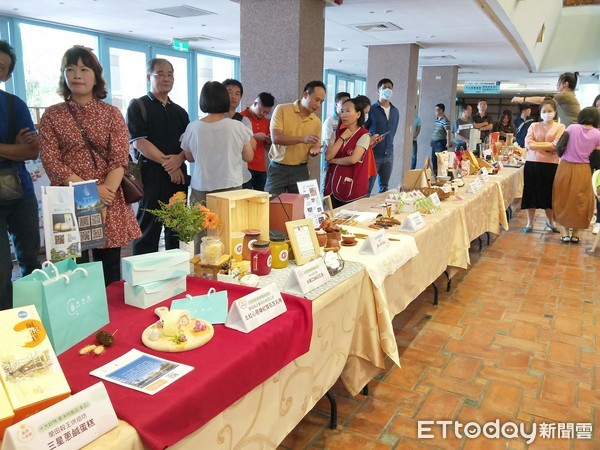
[
  {"xmin": 400, "ymin": 212, "xmax": 426, "ymax": 233},
  {"xmin": 468, "ymin": 179, "xmax": 482, "ymax": 194},
  {"xmin": 225, "ymin": 283, "xmax": 287, "ymax": 333},
  {"xmin": 359, "ymin": 229, "xmax": 391, "ymax": 255},
  {"xmin": 2, "ymin": 383, "xmax": 118, "ymax": 450},
  {"xmin": 428, "ymin": 192, "xmax": 441, "ymax": 208},
  {"xmin": 284, "ymin": 258, "xmax": 331, "ymax": 296}
]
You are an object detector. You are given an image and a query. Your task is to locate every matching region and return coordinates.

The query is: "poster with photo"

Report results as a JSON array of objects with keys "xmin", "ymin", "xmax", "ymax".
[
  {"xmin": 72, "ymin": 180, "xmax": 106, "ymax": 250},
  {"xmin": 41, "ymin": 186, "xmax": 81, "ymax": 261},
  {"xmin": 296, "ymin": 179, "xmax": 325, "ymax": 228}
]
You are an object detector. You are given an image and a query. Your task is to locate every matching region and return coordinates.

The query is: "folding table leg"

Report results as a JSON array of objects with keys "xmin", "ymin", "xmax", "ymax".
[
  {"xmin": 432, "ymin": 282, "xmax": 439, "ymax": 305},
  {"xmin": 486, "ymin": 232, "xmax": 491, "ymax": 246},
  {"xmin": 478, "ymin": 237, "xmax": 483, "ymax": 252},
  {"xmin": 361, "ymin": 385, "xmax": 369, "ymax": 396},
  {"xmin": 444, "ymin": 270, "xmax": 452, "ymax": 292},
  {"xmin": 325, "ymin": 390, "xmax": 337, "ymax": 429}
]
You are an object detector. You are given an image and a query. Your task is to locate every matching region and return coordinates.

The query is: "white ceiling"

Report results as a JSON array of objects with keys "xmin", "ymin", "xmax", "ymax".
[{"xmin": 1, "ymin": 0, "xmax": 598, "ymax": 93}]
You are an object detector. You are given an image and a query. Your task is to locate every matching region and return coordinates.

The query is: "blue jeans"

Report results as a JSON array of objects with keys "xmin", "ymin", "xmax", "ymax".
[
  {"xmin": 368, "ymin": 154, "xmax": 394, "ymax": 195},
  {"xmin": 0, "ymin": 194, "xmax": 41, "ymax": 310},
  {"xmin": 430, "ymin": 140, "xmax": 447, "ymax": 174}
]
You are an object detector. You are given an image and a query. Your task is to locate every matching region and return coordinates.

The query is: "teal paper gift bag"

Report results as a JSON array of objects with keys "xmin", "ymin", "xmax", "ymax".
[{"xmin": 13, "ymin": 259, "xmax": 109, "ymax": 355}]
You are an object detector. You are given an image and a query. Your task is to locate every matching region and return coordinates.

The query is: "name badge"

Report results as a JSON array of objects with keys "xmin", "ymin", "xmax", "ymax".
[
  {"xmin": 428, "ymin": 192, "xmax": 441, "ymax": 207},
  {"xmin": 284, "ymin": 258, "xmax": 331, "ymax": 296},
  {"xmin": 359, "ymin": 229, "xmax": 391, "ymax": 254},
  {"xmin": 225, "ymin": 283, "xmax": 287, "ymax": 333},
  {"xmin": 3, "ymin": 383, "xmax": 118, "ymax": 450},
  {"xmin": 400, "ymin": 212, "xmax": 426, "ymax": 232}
]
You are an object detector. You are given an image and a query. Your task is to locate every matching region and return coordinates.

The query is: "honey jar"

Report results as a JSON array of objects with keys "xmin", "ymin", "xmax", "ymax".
[{"xmin": 270, "ymin": 236, "xmax": 289, "ymax": 269}]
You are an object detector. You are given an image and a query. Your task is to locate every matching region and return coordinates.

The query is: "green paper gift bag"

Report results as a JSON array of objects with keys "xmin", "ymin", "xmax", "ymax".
[{"xmin": 13, "ymin": 259, "xmax": 109, "ymax": 355}]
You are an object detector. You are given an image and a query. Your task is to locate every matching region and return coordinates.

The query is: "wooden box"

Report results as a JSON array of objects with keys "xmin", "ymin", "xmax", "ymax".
[
  {"xmin": 0, "ymin": 305, "xmax": 71, "ymax": 422},
  {"xmin": 269, "ymin": 193, "xmax": 305, "ymax": 234},
  {"xmin": 206, "ymin": 189, "xmax": 270, "ymax": 254}
]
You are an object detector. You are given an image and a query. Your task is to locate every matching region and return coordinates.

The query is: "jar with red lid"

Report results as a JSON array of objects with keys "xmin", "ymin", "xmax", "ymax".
[{"xmin": 250, "ymin": 240, "xmax": 272, "ymax": 275}]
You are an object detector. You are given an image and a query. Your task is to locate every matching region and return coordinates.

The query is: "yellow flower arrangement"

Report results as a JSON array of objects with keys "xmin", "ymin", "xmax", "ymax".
[{"xmin": 146, "ymin": 192, "xmax": 221, "ymax": 242}]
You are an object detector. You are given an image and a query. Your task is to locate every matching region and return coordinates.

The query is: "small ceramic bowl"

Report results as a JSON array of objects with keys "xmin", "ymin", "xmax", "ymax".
[
  {"xmin": 341, "ymin": 234, "xmax": 356, "ymax": 245},
  {"xmin": 437, "ymin": 176, "xmax": 451, "ymax": 183}
]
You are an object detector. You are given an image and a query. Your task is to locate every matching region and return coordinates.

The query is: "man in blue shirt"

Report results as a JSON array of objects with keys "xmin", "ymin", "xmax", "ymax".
[
  {"xmin": 0, "ymin": 40, "xmax": 41, "ymax": 309},
  {"xmin": 365, "ymin": 78, "xmax": 400, "ymax": 194}
]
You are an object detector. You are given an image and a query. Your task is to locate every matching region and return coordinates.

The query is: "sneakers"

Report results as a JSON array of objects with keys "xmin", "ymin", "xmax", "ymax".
[{"xmin": 593, "ymin": 223, "xmax": 600, "ymax": 235}]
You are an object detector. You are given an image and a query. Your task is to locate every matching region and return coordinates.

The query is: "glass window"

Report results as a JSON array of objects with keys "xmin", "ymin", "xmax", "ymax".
[
  {"xmin": 108, "ymin": 47, "xmax": 148, "ymax": 117},
  {"xmin": 19, "ymin": 22, "xmax": 98, "ymax": 108},
  {"xmin": 196, "ymin": 54, "xmax": 235, "ymax": 115},
  {"xmin": 324, "ymin": 73, "xmax": 336, "ymax": 118},
  {"xmin": 156, "ymin": 53, "xmax": 189, "ymax": 112}
]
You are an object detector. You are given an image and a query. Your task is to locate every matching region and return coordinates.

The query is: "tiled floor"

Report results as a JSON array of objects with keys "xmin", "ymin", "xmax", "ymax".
[{"xmin": 278, "ymin": 210, "xmax": 600, "ymax": 450}]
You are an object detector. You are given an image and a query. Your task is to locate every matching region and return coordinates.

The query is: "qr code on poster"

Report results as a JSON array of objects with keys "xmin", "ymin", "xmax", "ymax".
[
  {"xmin": 78, "ymin": 215, "xmax": 90, "ymax": 228},
  {"xmin": 54, "ymin": 234, "xmax": 64, "ymax": 245},
  {"xmin": 80, "ymin": 229, "xmax": 91, "ymax": 242},
  {"xmin": 90, "ymin": 213, "xmax": 102, "ymax": 226},
  {"xmin": 91, "ymin": 227, "xmax": 104, "ymax": 240}
]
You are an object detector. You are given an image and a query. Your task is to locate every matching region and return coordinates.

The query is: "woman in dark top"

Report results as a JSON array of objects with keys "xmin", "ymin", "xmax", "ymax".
[{"xmin": 493, "ymin": 110, "xmax": 516, "ymax": 142}]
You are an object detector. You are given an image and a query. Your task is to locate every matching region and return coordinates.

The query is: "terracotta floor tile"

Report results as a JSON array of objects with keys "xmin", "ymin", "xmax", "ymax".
[
  {"xmin": 498, "ymin": 347, "xmax": 531, "ymax": 370},
  {"xmin": 393, "ymin": 440, "xmax": 440, "ymax": 450},
  {"xmin": 384, "ymin": 361, "xmax": 428, "ymax": 389},
  {"xmin": 531, "ymin": 359, "xmax": 593, "ymax": 384},
  {"xmin": 444, "ymin": 338, "xmax": 500, "ymax": 361},
  {"xmin": 346, "ymin": 398, "xmax": 399, "ymax": 438},
  {"xmin": 312, "ymin": 428, "xmax": 393, "ymax": 449},
  {"xmin": 367, "ymin": 381, "xmax": 423, "ymax": 410},
  {"xmin": 578, "ymin": 387, "xmax": 600, "ymax": 407},
  {"xmin": 314, "ymin": 393, "xmax": 362, "ymax": 419},
  {"xmin": 279, "ymin": 411, "xmax": 327, "ymax": 449},
  {"xmin": 411, "ymin": 329, "xmax": 451, "ymax": 353},
  {"xmin": 478, "ymin": 366, "xmax": 541, "ymax": 390},
  {"xmin": 540, "ymin": 374, "xmax": 576, "ymax": 407},
  {"xmin": 521, "ymin": 397, "xmax": 591, "ymax": 422},
  {"xmin": 539, "ymin": 329, "xmax": 594, "ymax": 348},
  {"xmin": 398, "ymin": 346, "xmax": 448, "ymax": 368},
  {"xmin": 554, "ymin": 316, "xmax": 582, "ymax": 336},
  {"xmin": 461, "ymin": 324, "xmax": 497, "ymax": 346},
  {"xmin": 443, "ymin": 354, "xmax": 480, "ymax": 381},
  {"xmin": 509, "ymin": 320, "xmax": 541, "ymax": 341},
  {"xmin": 481, "ymin": 381, "xmax": 522, "ymax": 416},
  {"xmin": 548, "ymin": 341, "xmax": 580, "ymax": 366},
  {"xmin": 415, "ymin": 388, "xmax": 463, "ymax": 421},
  {"xmin": 493, "ymin": 333, "xmax": 547, "ymax": 354},
  {"xmin": 419, "ymin": 371, "xmax": 483, "ymax": 401}
]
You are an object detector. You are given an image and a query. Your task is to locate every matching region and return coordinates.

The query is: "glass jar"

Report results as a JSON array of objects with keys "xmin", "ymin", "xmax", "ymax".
[
  {"xmin": 270, "ymin": 236, "xmax": 289, "ymax": 269},
  {"xmin": 200, "ymin": 236, "xmax": 224, "ymax": 265},
  {"xmin": 241, "ymin": 229, "xmax": 261, "ymax": 260},
  {"xmin": 250, "ymin": 240, "xmax": 272, "ymax": 275}
]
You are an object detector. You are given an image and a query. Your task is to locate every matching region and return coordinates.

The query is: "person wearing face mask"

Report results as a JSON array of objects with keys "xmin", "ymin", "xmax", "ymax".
[
  {"xmin": 365, "ymin": 78, "xmax": 400, "ymax": 194},
  {"xmin": 512, "ymin": 72, "xmax": 581, "ymax": 126},
  {"xmin": 521, "ymin": 99, "xmax": 565, "ymax": 234}
]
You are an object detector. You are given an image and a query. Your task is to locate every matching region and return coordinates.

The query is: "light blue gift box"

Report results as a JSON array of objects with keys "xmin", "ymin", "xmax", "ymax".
[
  {"xmin": 124, "ymin": 276, "xmax": 187, "ymax": 309},
  {"xmin": 121, "ymin": 249, "xmax": 190, "ymax": 286}
]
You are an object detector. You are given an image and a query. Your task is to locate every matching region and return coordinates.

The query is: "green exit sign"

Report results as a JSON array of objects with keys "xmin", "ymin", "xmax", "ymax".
[{"xmin": 173, "ymin": 39, "xmax": 189, "ymax": 52}]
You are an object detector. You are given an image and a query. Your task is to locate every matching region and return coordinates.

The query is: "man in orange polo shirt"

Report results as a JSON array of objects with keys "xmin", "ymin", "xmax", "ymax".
[{"xmin": 240, "ymin": 92, "xmax": 275, "ymax": 191}]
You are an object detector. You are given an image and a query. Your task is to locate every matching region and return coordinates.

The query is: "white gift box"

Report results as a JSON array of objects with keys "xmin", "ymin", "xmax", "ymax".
[
  {"xmin": 124, "ymin": 276, "xmax": 187, "ymax": 309},
  {"xmin": 121, "ymin": 249, "xmax": 190, "ymax": 286}
]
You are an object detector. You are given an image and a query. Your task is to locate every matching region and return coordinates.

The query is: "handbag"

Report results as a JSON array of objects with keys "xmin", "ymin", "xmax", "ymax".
[
  {"xmin": 403, "ymin": 157, "xmax": 432, "ymax": 189},
  {"xmin": 0, "ymin": 164, "xmax": 23, "ymax": 203},
  {"xmin": 67, "ymin": 103, "xmax": 144, "ymax": 203},
  {"xmin": 13, "ymin": 259, "xmax": 109, "ymax": 355}
]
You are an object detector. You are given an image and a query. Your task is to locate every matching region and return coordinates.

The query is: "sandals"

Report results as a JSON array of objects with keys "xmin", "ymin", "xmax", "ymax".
[
  {"xmin": 522, "ymin": 226, "xmax": 533, "ymax": 233},
  {"xmin": 561, "ymin": 236, "xmax": 571, "ymax": 244},
  {"xmin": 570, "ymin": 236, "xmax": 580, "ymax": 244},
  {"xmin": 545, "ymin": 221, "xmax": 561, "ymax": 233}
]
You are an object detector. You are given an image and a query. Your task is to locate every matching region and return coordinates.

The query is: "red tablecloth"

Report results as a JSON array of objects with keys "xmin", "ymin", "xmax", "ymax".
[{"xmin": 58, "ymin": 277, "xmax": 313, "ymax": 450}]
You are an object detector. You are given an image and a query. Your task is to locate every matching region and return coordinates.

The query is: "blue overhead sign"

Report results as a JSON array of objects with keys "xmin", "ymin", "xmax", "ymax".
[{"xmin": 463, "ymin": 82, "xmax": 501, "ymax": 94}]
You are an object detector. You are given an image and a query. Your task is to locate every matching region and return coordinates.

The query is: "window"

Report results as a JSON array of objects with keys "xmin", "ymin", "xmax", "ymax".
[
  {"xmin": 197, "ymin": 54, "xmax": 235, "ymax": 115},
  {"xmin": 323, "ymin": 70, "xmax": 366, "ymax": 118},
  {"xmin": 108, "ymin": 46, "xmax": 148, "ymax": 117},
  {"xmin": 19, "ymin": 22, "xmax": 98, "ymax": 107}
]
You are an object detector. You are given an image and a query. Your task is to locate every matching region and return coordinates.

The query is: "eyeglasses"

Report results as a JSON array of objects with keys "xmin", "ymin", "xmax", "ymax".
[{"xmin": 151, "ymin": 73, "xmax": 174, "ymax": 80}]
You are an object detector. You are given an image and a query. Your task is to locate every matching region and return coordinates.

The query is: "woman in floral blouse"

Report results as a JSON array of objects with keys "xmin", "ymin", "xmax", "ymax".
[{"xmin": 40, "ymin": 46, "xmax": 141, "ymax": 284}]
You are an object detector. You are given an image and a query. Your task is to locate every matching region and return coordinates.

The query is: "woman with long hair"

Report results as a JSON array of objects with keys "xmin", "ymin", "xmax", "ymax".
[
  {"xmin": 324, "ymin": 98, "xmax": 371, "ymax": 208},
  {"xmin": 492, "ymin": 109, "xmax": 516, "ymax": 141},
  {"xmin": 521, "ymin": 98, "xmax": 565, "ymax": 234},
  {"xmin": 40, "ymin": 46, "xmax": 141, "ymax": 284}
]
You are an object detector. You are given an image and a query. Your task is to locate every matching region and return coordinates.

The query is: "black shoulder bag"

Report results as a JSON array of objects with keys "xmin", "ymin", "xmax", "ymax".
[{"xmin": 555, "ymin": 131, "xmax": 569, "ymax": 158}]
